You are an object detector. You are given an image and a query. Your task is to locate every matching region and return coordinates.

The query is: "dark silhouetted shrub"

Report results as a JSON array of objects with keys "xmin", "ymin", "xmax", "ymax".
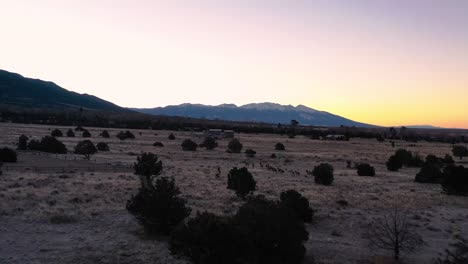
[
  {"xmin": 227, "ymin": 138, "xmax": 243, "ymax": 153},
  {"xmin": 275, "ymin": 143, "xmax": 285, "ymax": 151},
  {"xmin": 200, "ymin": 137, "xmax": 218, "ymax": 150},
  {"xmin": 386, "ymin": 155, "xmax": 403, "ymax": 171},
  {"xmin": 153, "ymin": 142, "xmax": 164, "ymax": 147},
  {"xmin": 452, "ymin": 145, "xmax": 468, "ymax": 160},
  {"xmin": 441, "ymin": 165, "xmax": 468, "ymax": 196},
  {"xmin": 227, "ymin": 167, "xmax": 256, "ymax": 199},
  {"xmin": 100, "ymin": 130, "xmax": 110, "ymax": 138},
  {"xmin": 415, "ymin": 164, "xmax": 443, "ymax": 183},
  {"xmin": 66, "ymin": 129, "xmax": 75, "ymax": 137},
  {"xmin": 116, "ymin": 131, "xmax": 126, "ymax": 140},
  {"xmin": 74, "ymin": 140, "xmax": 97, "ymax": 160},
  {"xmin": 51, "ymin": 129, "xmax": 63, "ymax": 137},
  {"xmin": 280, "ymin": 190, "xmax": 314, "ymax": 223},
  {"xmin": 0, "ymin": 148, "xmax": 17, "ymax": 163},
  {"xmin": 133, "ymin": 152, "xmax": 163, "ymax": 189},
  {"xmin": 394, "ymin": 149, "xmax": 412, "ymax": 165},
  {"xmin": 171, "ymin": 196, "xmax": 310, "ymax": 264},
  {"xmin": 96, "ymin": 142, "xmax": 110, "ymax": 151},
  {"xmin": 181, "ymin": 139, "xmax": 198, "ymax": 151},
  {"xmin": 125, "ymin": 130, "xmax": 135, "ymax": 139},
  {"xmin": 356, "ymin": 163, "xmax": 376, "ymax": 176},
  {"xmin": 407, "ymin": 154, "xmax": 424, "ymax": 167},
  {"xmin": 30, "ymin": 136, "xmax": 67, "ymax": 154},
  {"xmin": 82, "ymin": 130, "xmax": 91, "ymax": 138},
  {"xmin": 313, "ymin": 163, "xmax": 334, "ymax": 185},
  {"xmin": 168, "ymin": 133, "xmax": 176, "ymax": 140},
  {"xmin": 233, "ymin": 196, "xmax": 309, "ymax": 264},
  {"xmin": 245, "ymin": 149, "xmax": 256, "ymax": 158},
  {"xmin": 18, "ymin": 135, "xmax": 28, "ymax": 150},
  {"xmin": 75, "ymin": 126, "xmax": 85, "ymax": 132},
  {"xmin": 170, "ymin": 212, "xmax": 243, "ymax": 264},
  {"xmin": 271, "ymin": 153, "xmax": 277, "ymax": 158},
  {"xmin": 127, "ymin": 176, "xmax": 191, "ymax": 235},
  {"xmin": 443, "ymin": 154, "xmax": 455, "ymax": 165}
]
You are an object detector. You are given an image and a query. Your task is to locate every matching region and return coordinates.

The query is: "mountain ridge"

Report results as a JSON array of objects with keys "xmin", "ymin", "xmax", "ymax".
[{"xmin": 132, "ymin": 103, "xmax": 375, "ymax": 127}]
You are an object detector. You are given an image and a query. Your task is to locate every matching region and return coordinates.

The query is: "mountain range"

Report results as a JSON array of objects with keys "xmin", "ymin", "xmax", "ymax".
[
  {"xmin": 1, "ymin": 68, "xmax": 449, "ymax": 128},
  {"xmin": 0, "ymin": 69, "xmax": 125, "ymax": 112},
  {"xmin": 133, "ymin": 103, "xmax": 374, "ymax": 127}
]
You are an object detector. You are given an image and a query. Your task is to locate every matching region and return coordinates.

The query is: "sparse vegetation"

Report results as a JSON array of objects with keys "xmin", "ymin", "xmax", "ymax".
[
  {"xmin": 452, "ymin": 145, "xmax": 468, "ymax": 160},
  {"xmin": 356, "ymin": 163, "xmax": 376, "ymax": 176},
  {"xmin": 227, "ymin": 167, "xmax": 256, "ymax": 199},
  {"xmin": 51, "ymin": 128, "xmax": 63, "ymax": 137},
  {"xmin": 415, "ymin": 164, "xmax": 443, "ymax": 183},
  {"xmin": 66, "ymin": 129, "xmax": 75, "ymax": 137},
  {"xmin": 200, "ymin": 137, "xmax": 218, "ymax": 150},
  {"xmin": 117, "ymin": 130, "xmax": 134, "ymax": 140},
  {"xmin": 28, "ymin": 136, "xmax": 67, "ymax": 154},
  {"xmin": 17, "ymin": 135, "xmax": 28, "ymax": 150},
  {"xmin": 74, "ymin": 140, "xmax": 97, "ymax": 160},
  {"xmin": 244, "ymin": 149, "xmax": 256, "ymax": 158},
  {"xmin": 168, "ymin": 133, "xmax": 176, "ymax": 140},
  {"xmin": 96, "ymin": 142, "xmax": 110, "ymax": 151},
  {"xmin": 275, "ymin": 142, "xmax": 285, "ymax": 151},
  {"xmin": 0, "ymin": 147, "xmax": 17, "ymax": 163},
  {"xmin": 100, "ymin": 130, "xmax": 110, "ymax": 138},
  {"xmin": 170, "ymin": 195, "xmax": 310, "ymax": 264},
  {"xmin": 368, "ymin": 205, "xmax": 424, "ymax": 260},
  {"xmin": 153, "ymin": 142, "xmax": 164, "ymax": 147},
  {"xmin": 82, "ymin": 129, "xmax": 91, "ymax": 138},
  {"xmin": 227, "ymin": 138, "xmax": 243, "ymax": 153},
  {"xmin": 279, "ymin": 190, "xmax": 314, "ymax": 223},
  {"xmin": 127, "ymin": 176, "xmax": 191, "ymax": 235},
  {"xmin": 133, "ymin": 152, "xmax": 163, "ymax": 189},
  {"xmin": 313, "ymin": 163, "xmax": 334, "ymax": 186},
  {"xmin": 181, "ymin": 139, "xmax": 198, "ymax": 151},
  {"xmin": 386, "ymin": 155, "xmax": 404, "ymax": 171},
  {"xmin": 441, "ymin": 165, "xmax": 468, "ymax": 196}
]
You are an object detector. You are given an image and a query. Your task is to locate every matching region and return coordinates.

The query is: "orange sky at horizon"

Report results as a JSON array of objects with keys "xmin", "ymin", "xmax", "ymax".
[{"xmin": 1, "ymin": 0, "xmax": 467, "ymax": 128}]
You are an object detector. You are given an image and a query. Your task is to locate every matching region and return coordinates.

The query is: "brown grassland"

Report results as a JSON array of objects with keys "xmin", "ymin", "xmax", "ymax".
[{"xmin": 0, "ymin": 123, "xmax": 467, "ymax": 264}]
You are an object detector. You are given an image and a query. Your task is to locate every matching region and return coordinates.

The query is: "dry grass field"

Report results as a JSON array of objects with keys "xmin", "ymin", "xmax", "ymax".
[{"xmin": 0, "ymin": 123, "xmax": 467, "ymax": 264}]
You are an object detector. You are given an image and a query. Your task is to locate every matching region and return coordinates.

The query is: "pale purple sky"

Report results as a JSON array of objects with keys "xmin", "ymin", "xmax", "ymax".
[{"xmin": 1, "ymin": 1, "xmax": 467, "ymax": 127}]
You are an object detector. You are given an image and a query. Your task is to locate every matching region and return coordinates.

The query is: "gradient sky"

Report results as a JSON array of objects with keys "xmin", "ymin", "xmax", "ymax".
[{"xmin": 1, "ymin": 1, "xmax": 467, "ymax": 128}]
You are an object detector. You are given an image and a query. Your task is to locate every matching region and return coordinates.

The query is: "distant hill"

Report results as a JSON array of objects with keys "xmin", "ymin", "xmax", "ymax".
[
  {"xmin": 0, "ymin": 69, "xmax": 126, "ymax": 112},
  {"xmin": 133, "ymin": 102, "xmax": 374, "ymax": 127}
]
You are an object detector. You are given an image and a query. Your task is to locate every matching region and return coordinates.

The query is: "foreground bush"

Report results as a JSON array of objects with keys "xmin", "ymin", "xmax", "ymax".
[
  {"xmin": 415, "ymin": 164, "xmax": 443, "ymax": 183},
  {"xmin": 127, "ymin": 176, "xmax": 191, "ymax": 235},
  {"xmin": 74, "ymin": 140, "xmax": 97, "ymax": 160},
  {"xmin": 168, "ymin": 133, "xmax": 176, "ymax": 140},
  {"xmin": 170, "ymin": 212, "xmax": 243, "ymax": 264},
  {"xmin": 275, "ymin": 143, "xmax": 285, "ymax": 151},
  {"xmin": 356, "ymin": 163, "xmax": 376, "ymax": 176},
  {"xmin": 17, "ymin": 135, "xmax": 28, "ymax": 150},
  {"xmin": 441, "ymin": 165, "xmax": 468, "ymax": 196},
  {"xmin": 233, "ymin": 196, "xmax": 309, "ymax": 264},
  {"xmin": 96, "ymin": 142, "xmax": 110, "ymax": 151},
  {"xmin": 170, "ymin": 196, "xmax": 309, "ymax": 264},
  {"xmin": 181, "ymin": 139, "xmax": 198, "ymax": 151},
  {"xmin": 200, "ymin": 137, "xmax": 218, "ymax": 150},
  {"xmin": 28, "ymin": 136, "xmax": 67, "ymax": 154},
  {"xmin": 227, "ymin": 139, "xmax": 243, "ymax": 153},
  {"xmin": 0, "ymin": 148, "xmax": 17, "ymax": 163},
  {"xmin": 227, "ymin": 167, "xmax": 256, "ymax": 199},
  {"xmin": 313, "ymin": 163, "xmax": 334, "ymax": 185},
  {"xmin": 280, "ymin": 190, "xmax": 314, "ymax": 223}
]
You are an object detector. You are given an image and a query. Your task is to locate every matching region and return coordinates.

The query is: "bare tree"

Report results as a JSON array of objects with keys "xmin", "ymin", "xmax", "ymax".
[{"xmin": 368, "ymin": 205, "xmax": 424, "ymax": 260}]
